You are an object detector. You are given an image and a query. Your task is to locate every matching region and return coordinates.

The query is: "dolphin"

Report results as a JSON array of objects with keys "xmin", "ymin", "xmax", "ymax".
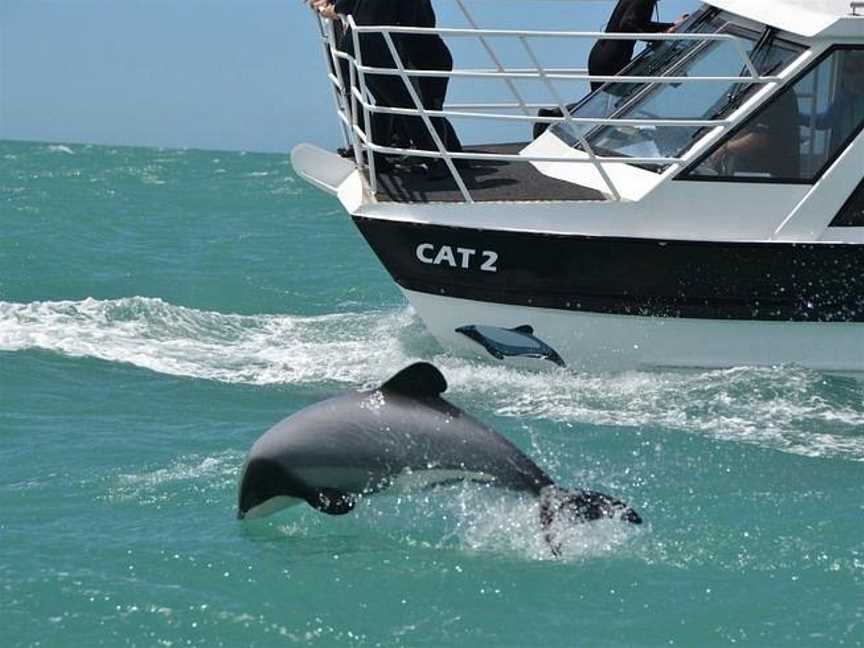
[
  {"xmin": 237, "ymin": 363, "xmax": 641, "ymax": 538},
  {"xmin": 456, "ymin": 325, "xmax": 566, "ymax": 367}
]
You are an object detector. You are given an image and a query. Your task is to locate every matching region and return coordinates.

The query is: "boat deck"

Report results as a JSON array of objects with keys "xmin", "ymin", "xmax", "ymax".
[{"xmin": 372, "ymin": 143, "xmax": 606, "ymax": 204}]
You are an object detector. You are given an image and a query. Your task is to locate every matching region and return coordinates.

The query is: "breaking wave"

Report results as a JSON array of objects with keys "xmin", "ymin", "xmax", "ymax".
[
  {"xmin": 0, "ymin": 296, "xmax": 421, "ymax": 386},
  {"xmin": 2, "ymin": 296, "xmax": 863, "ymax": 461}
]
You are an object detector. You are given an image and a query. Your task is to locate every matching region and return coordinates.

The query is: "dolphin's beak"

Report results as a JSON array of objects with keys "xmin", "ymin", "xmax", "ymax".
[{"xmin": 621, "ymin": 507, "xmax": 642, "ymax": 524}]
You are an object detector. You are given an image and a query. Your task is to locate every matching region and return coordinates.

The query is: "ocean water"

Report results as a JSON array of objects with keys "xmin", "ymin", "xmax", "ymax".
[{"xmin": 1, "ymin": 140, "xmax": 863, "ymax": 647}]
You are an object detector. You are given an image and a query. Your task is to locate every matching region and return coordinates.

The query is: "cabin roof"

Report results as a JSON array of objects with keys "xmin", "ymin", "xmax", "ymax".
[{"xmin": 705, "ymin": 0, "xmax": 864, "ymax": 38}]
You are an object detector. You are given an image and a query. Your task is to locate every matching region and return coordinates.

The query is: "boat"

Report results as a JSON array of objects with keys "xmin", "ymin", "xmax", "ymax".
[{"xmin": 291, "ymin": 0, "xmax": 864, "ymax": 372}]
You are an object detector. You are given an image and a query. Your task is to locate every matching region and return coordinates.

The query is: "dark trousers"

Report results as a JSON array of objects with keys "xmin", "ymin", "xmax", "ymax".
[
  {"xmin": 339, "ymin": 29, "xmax": 462, "ymax": 159},
  {"xmin": 407, "ymin": 35, "xmax": 463, "ymax": 154},
  {"xmin": 587, "ymin": 40, "xmax": 636, "ymax": 92}
]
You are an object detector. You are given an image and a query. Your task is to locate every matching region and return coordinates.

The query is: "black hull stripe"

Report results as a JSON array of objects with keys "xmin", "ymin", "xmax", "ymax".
[{"xmin": 353, "ymin": 217, "xmax": 864, "ymax": 323}]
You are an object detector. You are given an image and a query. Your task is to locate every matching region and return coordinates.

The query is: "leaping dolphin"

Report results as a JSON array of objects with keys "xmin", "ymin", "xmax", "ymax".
[{"xmin": 237, "ymin": 363, "xmax": 641, "ymax": 537}]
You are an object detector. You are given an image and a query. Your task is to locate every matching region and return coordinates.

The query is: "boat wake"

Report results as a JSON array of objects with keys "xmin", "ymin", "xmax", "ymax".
[
  {"xmin": 2, "ymin": 296, "xmax": 863, "ymax": 461},
  {"xmin": 0, "ymin": 296, "xmax": 425, "ymax": 386}
]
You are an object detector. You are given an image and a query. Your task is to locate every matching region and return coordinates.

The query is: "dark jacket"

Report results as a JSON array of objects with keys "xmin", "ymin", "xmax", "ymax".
[
  {"xmin": 336, "ymin": 0, "xmax": 447, "ymax": 76},
  {"xmin": 336, "ymin": 0, "xmax": 435, "ymax": 67},
  {"xmin": 604, "ymin": 0, "xmax": 672, "ymax": 35},
  {"xmin": 588, "ymin": 0, "xmax": 673, "ymax": 82}
]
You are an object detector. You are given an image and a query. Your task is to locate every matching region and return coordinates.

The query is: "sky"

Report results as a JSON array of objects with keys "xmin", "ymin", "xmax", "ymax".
[{"xmin": 0, "ymin": 0, "xmax": 694, "ymax": 153}]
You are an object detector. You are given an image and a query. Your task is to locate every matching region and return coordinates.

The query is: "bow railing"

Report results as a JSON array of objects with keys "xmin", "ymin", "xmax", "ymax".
[{"xmin": 312, "ymin": 3, "xmax": 783, "ymax": 203}]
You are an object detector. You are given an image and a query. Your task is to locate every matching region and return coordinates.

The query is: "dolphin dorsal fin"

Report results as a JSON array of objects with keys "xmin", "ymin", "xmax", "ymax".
[
  {"xmin": 381, "ymin": 362, "xmax": 447, "ymax": 398},
  {"xmin": 512, "ymin": 325, "xmax": 534, "ymax": 335}
]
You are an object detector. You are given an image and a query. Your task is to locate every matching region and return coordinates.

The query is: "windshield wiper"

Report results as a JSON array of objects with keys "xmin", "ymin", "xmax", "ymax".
[{"xmin": 706, "ymin": 28, "xmax": 777, "ymax": 121}]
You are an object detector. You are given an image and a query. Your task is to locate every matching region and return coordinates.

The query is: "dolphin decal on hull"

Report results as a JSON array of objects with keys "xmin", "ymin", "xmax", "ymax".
[
  {"xmin": 237, "ymin": 363, "xmax": 640, "ymax": 552},
  {"xmin": 456, "ymin": 325, "xmax": 566, "ymax": 367}
]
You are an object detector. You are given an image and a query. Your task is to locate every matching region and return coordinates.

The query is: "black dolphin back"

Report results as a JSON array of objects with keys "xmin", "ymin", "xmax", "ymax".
[{"xmin": 381, "ymin": 362, "xmax": 448, "ymax": 398}]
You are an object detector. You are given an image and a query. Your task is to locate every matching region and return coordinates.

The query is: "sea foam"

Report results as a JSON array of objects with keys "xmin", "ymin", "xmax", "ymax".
[{"xmin": 2, "ymin": 296, "xmax": 863, "ymax": 461}]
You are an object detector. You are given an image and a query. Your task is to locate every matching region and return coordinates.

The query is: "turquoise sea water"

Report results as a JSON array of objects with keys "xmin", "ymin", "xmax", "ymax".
[{"xmin": 2, "ymin": 140, "xmax": 863, "ymax": 647}]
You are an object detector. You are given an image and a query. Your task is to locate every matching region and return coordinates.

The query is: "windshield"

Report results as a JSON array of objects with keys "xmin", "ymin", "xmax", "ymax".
[{"xmin": 553, "ymin": 11, "xmax": 803, "ymax": 171}]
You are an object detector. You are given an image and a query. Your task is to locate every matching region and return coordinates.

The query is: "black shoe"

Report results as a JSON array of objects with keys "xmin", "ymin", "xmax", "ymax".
[
  {"xmin": 426, "ymin": 160, "xmax": 451, "ymax": 181},
  {"xmin": 371, "ymin": 155, "xmax": 394, "ymax": 174},
  {"xmin": 533, "ymin": 108, "xmax": 563, "ymax": 139},
  {"xmin": 337, "ymin": 146, "xmax": 355, "ymax": 159}
]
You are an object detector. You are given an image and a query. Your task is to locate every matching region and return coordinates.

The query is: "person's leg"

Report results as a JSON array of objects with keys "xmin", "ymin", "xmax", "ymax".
[
  {"xmin": 365, "ymin": 74, "xmax": 435, "ymax": 167},
  {"xmin": 361, "ymin": 31, "xmax": 452, "ymax": 178},
  {"xmin": 587, "ymin": 40, "xmax": 632, "ymax": 93},
  {"xmin": 417, "ymin": 38, "xmax": 463, "ymax": 154}
]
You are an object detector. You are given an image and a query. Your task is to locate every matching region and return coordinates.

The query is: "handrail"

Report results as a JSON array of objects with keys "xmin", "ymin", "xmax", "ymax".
[
  {"xmin": 352, "ymin": 67, "xmax": 781, "ymax": 83},
  {"xmin": 357, "ymin": 103, "xmax": 731, "ymax": 127},
  {"xmin": 454, "ymin": 0, "xmax": 533, "ymax": 118},
  {"xmin": 517, "ymin": 33, "xmax": 620, "ymax": 199},
  {"xmin": 350, "ymin": 19, "xmax": 379, "ymax": 193},
  {"xmin": 381, "ymin": 29, "xmax": 474, "ymax": 202},
  {"xmin": 350, "ymin": 25, "xmax": 751, "ymax": 41},
  {"xmin": 316, "ymin": 17, "xmax": 351, "ymax": 148},
  {"xmin": 313, "ymin": 6, "xmax": 783, "ymax": 204}
]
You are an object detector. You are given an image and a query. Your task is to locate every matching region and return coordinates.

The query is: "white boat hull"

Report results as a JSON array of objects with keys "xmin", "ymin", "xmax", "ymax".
[{"xmin": 404, "ymin": 289, "xmax": 864, "ymax": 373}]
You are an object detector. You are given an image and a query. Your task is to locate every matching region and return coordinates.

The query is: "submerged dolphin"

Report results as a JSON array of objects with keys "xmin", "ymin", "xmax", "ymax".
[
  {"xmin": 456, "ymin": 324, "xmax": 566, "ymax": 367},
  {"xmin": 237, "ymin": 363, "xmax": 641, "ymax": 535}
]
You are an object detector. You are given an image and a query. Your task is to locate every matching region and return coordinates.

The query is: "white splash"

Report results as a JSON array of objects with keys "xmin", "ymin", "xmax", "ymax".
[
  {"xmin": 46, "ymin": 144, "xmax": 75, "ymax": 155},
  {"xmin": 109, "ymin": 451, "xmax": 243, "ymax": 505},
  {"xmin": 351, "ymin": 485, "xmax": 640, "ymax": 563},
  {"xmin": 0, "ymin": 297, "xmax": 420, "ymax": 386},
  {"xmin": 3, "ymin": 296, "xmax": 864, "ymax": 461}
]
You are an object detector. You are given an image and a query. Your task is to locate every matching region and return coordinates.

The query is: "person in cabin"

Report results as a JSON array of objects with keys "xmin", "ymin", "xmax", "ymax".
[
  {"xmin": 712, "ymin": 89, "xmax": 802, "ymax": 178},
  {"xmin": 805, "ymin": 50, "xmax": 864, "ymax": 153},
  {"xmin": 309, "ymin": 0, "xmax": 462, "ymax": 179},
  {"xmin": 700, "ymin": 50, "xmax": 864, "ymax": 179}
]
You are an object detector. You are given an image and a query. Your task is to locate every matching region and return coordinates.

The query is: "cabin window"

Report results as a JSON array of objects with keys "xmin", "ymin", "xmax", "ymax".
[
  {"xmin": 684, "ymin": 47, "xmax": 864, "ymax": 182},
  {"xmin": 554, "ymin": 18, "xmax": 802, "ymax": 169},
  {"xmin": 553, "ymin": 8, "xmax": 719, "ymax": 144},
  {"xmin": 830, "ymin": 178, "xmax": 864, "ymax": 227}
]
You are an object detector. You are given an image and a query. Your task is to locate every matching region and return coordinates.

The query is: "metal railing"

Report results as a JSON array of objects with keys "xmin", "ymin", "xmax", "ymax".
[{"xmin": 312, "ymin": 3, "xmax": 783, "ymax": 203}]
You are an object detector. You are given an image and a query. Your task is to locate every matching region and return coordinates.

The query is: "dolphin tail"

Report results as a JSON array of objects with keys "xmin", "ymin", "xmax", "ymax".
[
  {"xmin": 307, "ymin": 489, "xmax": 357, "ymax": 516},
  {"xmin": 538, "ymin": 486, "xmax": 642, "ymax": 557},
  {"xmin": 539, "ymin": 486, "xmax": 642, "ymax": 527}
]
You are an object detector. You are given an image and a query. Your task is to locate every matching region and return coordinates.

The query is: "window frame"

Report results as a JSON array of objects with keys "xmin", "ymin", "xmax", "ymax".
[
  {"xmin": 552, "ymin": 7, "xmax": 723, "ymax": 149},
  {"xmin": 677, "ymin": 44, "xmax": 864, "ymax": 185},
  {"xmin": 563, "ymin": 20, "xmax": 804, "ymax": 173},
  {"xmin": 580, "ymin": 9, "xmax": 722, "ymax": 125},
  {"xmin": 830, "ymin": 178, "xmax": 864, "ymax": 227}
]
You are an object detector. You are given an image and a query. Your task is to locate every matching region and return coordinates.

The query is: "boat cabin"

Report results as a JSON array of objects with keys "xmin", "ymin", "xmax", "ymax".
[{"xmin": 293, "ymin": 0, "xmax": 864, "ymax": 372}]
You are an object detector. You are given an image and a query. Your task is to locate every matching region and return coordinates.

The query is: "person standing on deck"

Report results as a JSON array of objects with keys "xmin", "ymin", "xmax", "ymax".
[
  {"xmin": 532, "ymin": 0, "xmax": 685, "ymax": 139},
  {"xmin": 587, "ymin": 0, "xmax": 681, "ymax": 93},
  {"xmin": 310, "ymin": 0, "xmax": 462, "ymax": 178},
  {"xmin": 400, "ymin": 0, "xmax": 464, "ymax": 158}
]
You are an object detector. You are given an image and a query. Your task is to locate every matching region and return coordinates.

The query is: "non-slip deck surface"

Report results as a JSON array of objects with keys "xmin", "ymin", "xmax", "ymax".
[{"xmin": 372, "ymin": 143, "xmax": 606, "ymax": 203}]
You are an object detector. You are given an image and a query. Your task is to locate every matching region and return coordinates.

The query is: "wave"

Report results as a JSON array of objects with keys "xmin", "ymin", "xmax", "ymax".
[
  {"xmin": 0, "ymin": 296, "xmax": 423, "ymax": 386},
  {"xmin": 45, "ymin": 144, "xmax": 75, "ymax": 155},
  {"xmin": 438, "ymin": 361, "xmax": 864, "ymax": 461},
  {"xmin": 108, "ymin": 451, "xmax": 243, "ymax": 506},
  {"xmin": 2, "ymin": 296, "xmax": 863, "ymax": 461}
]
